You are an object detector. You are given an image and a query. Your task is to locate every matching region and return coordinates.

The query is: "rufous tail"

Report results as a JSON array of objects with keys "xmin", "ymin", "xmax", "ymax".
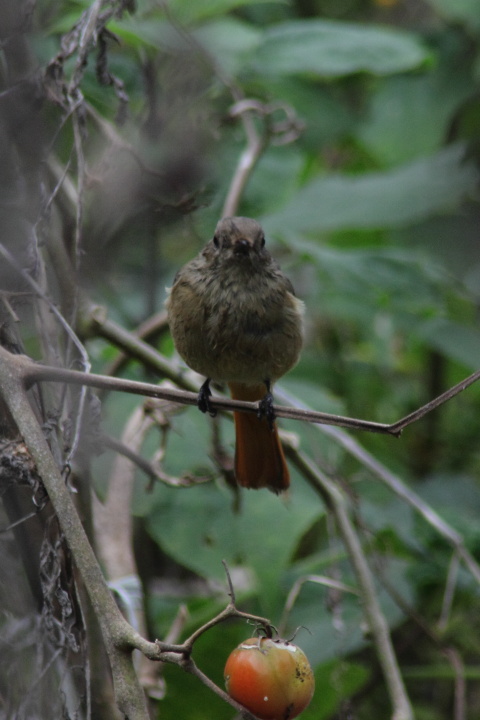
[{"xmin": 228, "ymin": 382, "xmax": 290, "ymax": 493}]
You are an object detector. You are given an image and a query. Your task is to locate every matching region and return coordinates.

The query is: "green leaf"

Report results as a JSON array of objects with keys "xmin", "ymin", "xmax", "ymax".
[
  {"xmin": 261, "ymin": 79, "xmax": 355, "ymax": 150},
  {"xmin": 417, "ymin": 317, "xmax": 480, "ymax": 370},
  {"xmin": 109, "ymin": 18, "xmax": 186, "ymax": 52},
  {"xmin": 47, "ymin": 10, "xmax": 88, "ymax": 34},
  {"xmin": 193, "ymin": 18, "xmax": 261, "ymax": 76},
  {"xmin": 261, "ymin": 145, "xmax": 478, "ymax": 233},
  {"xmin": 167, "ymin": 0, "xmax": 284, "ymax": 26},
  {"xmin": 357, "ymin": 67, "xmax": 474, "ymax": 165},
  {"xmin": 282, "ymin": 557, "xmax": 412, "ymax": 666},
  {"xmin": 147, "ymin": 480, "xmax": 323, "ymax": 615},
  {"xmin": 301, "ymin": 660, "xmax": 370, "ymax": 720},
  {"xmin": 241, "ymin": 145, "xmax": 305, "ymax": 216},
  {"xmin": 417, "ymin": 474, "xmax": 480, "ymax": 537},
  {"xmin": 426, "ymin": 0, "xmax": 480, "ymax": 28},
  {"xmin": 253, "ymin": 19, "xmax": 432, "ymax": 78}
]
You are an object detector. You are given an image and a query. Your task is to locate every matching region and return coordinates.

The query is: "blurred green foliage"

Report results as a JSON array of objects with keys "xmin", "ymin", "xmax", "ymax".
[{"xmin": 34, "ymin": 0, "xmax": 480, "ymax": 716}]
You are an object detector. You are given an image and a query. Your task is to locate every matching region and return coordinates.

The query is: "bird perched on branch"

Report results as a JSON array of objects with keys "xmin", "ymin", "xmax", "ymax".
[{"xmin": 166, "ymin": 216, "xmax": 304, "ymax": 492}]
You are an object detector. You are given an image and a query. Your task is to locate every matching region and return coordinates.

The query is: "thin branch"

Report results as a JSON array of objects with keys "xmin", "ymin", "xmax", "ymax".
[
  {"xmin": 222, "ymin": 100, "xmax": 303, "ymax": 218},
  {"xmin": 0, "ymin": 346, "xmax": 280, "ymax": 719},
  {"xmin": 278, "ymin": 573, "xmax": 360, "ymax": 637},
  {"xmin": 223, "ymin": 558, "xmax": 237, "ymax": 604},
  {"xmin": 222, "ymin": 102, "xmax": 266, "ymax": 218},
  {"xmin": 182, "ymin": 659, "xmax": 259, "ymax": 720},
  {"xmin": 23, "ymin": 359, "xmax": 480, "ymax": 438},
  {"xmin": 276, "ymin": 386, "xmax": 480, "ymax": 585},
  {"xmin": 0, "ymin": 348, "xmax": 263, "ymax": 718},
  {"xmin": 24, "ymin": 360, "xmax": 396, "ymax": 431},
  {"xmin": 438, "ymin": 551, "xmax": 461, "ymax": 632},
  {"xmin": 0, "ymin": 244, "xmax": 89, "ymax": 370},
  {"xmin": 388, "ymin": 368, "xmax": 480, "ymax": 433},
  {"xmin": 85, "ymin": 305, "xmax": 188, "ymax": 390},
  {"xmin": 182, "ymin": 601, "xmax": 273, "ymax": 654},
  {"xmin": 444, "ymin": 647, "xmax": 466, "ymax": 720},
  {"xmin": 287, "ymin": 448, "xmax": 414, "ymax": 720},
  {"xmin": 158, "ymin": 2, "xmax": 302, "ymax": 219},
  {"xmin": 0, "ymin": 349, "xmax": 152, "ymax": 720}
]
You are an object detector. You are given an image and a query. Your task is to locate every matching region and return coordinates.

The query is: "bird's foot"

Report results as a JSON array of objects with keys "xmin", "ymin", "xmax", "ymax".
[
  {"xmin": 198, "ymin": 378, "xmax": 217, "ymax": 417},
  {"xmin": 258, "ymin": 381, "xmax": 275, "ymax": 430}
]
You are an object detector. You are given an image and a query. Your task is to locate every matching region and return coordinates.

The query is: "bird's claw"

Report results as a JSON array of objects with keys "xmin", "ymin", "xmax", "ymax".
[
  {"xmin": 198, "ymin": 378, "xmax": 217, "ymax": 417},
  {"xmin": 258, "ymin": 390, "xmax": 275, "ymax": 431}
]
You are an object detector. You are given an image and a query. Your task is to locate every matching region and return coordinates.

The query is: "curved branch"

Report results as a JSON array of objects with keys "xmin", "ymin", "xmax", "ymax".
[
  {"xmin": 287, "ymin": 448, "xmax": 414, "ymax": 720},
  {"xmin": 0, "ymin": 344, "xmax": 278, "ymax": 719},
  {"xmin": 388, "ymin": 368, "xmax": 480, "ymax": 433},
  {"xmin": 0, "ymin": 351, "xmax": 154, "ymax": 719},
  {"xmin": 276, "ymin": 385, "xmax": 480, "ymax": 585},
  {"xmin": 23, "ymin": 356, "xmax": 480, "ymax": 438}
]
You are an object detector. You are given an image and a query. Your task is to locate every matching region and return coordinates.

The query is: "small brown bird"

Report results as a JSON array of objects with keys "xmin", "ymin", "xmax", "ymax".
[{"xmin": 166, "ymin": 217, "xmax": 304, "ymax": 492}]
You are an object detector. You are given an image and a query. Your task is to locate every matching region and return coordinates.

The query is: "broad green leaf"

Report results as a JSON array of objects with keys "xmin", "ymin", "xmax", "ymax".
[
  {"xmin": 167, "ymin": 0, "xmax": 283, "ymax": 26},
  {"xmin": 113, "ymin": 16, "xmax": 261, "ymax": 62},
  {"xmin": 261, "ymin": 145, "xmax": 478, "ymax": 233},
  {"xmin": 283, "ymin": 557, "xmax": 412, "ymax": 666},
  {"xmin": 253, "ymin": 19, "xmax": 432, "ymax": 78},
  {"xmin": 288, "ymin": 245, "xmax": 444, "ymax": 298},
  {"xmin": 260, "ymin": 79, "xmax": 355, "ymax": 150},
  {"xmin": 147, "ymin": 480, "xmax": 323, "ymax": 614},
  {"xmin": 193, "ymin": 18, "xmax": 261, "ymax": 76},
  {"xmin": 357, "ymin": 67, "xmax": 474, "ymax": 165},
  {"xmin": 47, "ymin": 10, "xmax": 88, "ymax": 34},
  {"xmin": 416, "ymin": 474, "xmax": 480, "ymax": 543},
  {"xmin": 417, "ymin": 317, "xmax": 480, "ymax": 370},
  {"xmin": 426, "ymin": 0, "xmax": 480, "ymax": 28},
  {"xmin": 393, "ymin": 212, "xmax": 480, "ymax": 287},
  {"xmin": 109, "ymin": 18, "xmax": 187, "ymax": 51},
  {"xmin": 241, "ymin": 145, "xmax": 305, "ymax": 216},
  {"xmin": 301, "ymin": 661, "xmax": 370, "ymax": 720}
]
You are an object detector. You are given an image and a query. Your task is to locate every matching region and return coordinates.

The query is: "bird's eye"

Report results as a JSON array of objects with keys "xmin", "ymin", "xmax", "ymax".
[
  {"xmin": 213, "ymin": 234, "xmax": 220, "ymax": 248},
  {"xmin": 260, "ymin": 234, "xmax": 265, "ymax": 248}
]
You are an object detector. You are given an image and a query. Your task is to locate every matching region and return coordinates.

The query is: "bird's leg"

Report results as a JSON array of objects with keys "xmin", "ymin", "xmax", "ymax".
[
  {"xmin": 197, "ymin": 378, "xmax": 217, "ymax": 417},
  {"xmin": 258, "ymin": 379, "xmax": 275, "ymax": 431}
]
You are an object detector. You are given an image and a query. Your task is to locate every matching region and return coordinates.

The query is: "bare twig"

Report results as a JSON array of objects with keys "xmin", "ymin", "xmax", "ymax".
[
  {"xmin": 103, "ymin": 431, "xmax": 206, "ymax": 488},
  {"xmin": 181, "ymin": 600, "xmax": 272, "ymax": 654},
  {"xmin": 223, "ymin": 558, "xmax": 237, "ymax": 603},
  {"xmin": 277, "ymin": 386, "xmax": 480, "ymax": 585},
  {"xmin": 438, "ymin": 551, "xmax": 461, "ymax": 632},
  {"xmin": 0, "ymin": 347, "xmax": 269, "ymax": 719},
  {"xmin": 0, "ymin": 349, "xmax": 152, "ymax": 720},
  {"xmin": 222, "ymin": 100, "xmax": 303, "ymax": 218},
  {"xmin": 222, "ymin": 101, "xmax": 267, "ymax": 218},
  {"xmin": 0, "ymin": 244, "xmax": 89, "ymax": 370},
  {"xmin": 444, "ymin": 647, "xmax": 466, "ymax": 720},
  {"xmin": 158, "ymin": 3, "xmax": 302, "ymax": 219},
  {"xmin": 23, "ymin": 359, "xmax": 480, "ymax": 439},
  {"xmin": 278, "ymin": 573, "xmax": 360, "ymax": 636},
  {"xmin": 0, "ymin": 242, "xmax": 93, "ymax": 475},
  {"xmin": 287, "ymin": 448, "xmax": 414, "ymax": 720},
  {"xmin": 388, "ymin": 368, "xmax": 480, "ymax": 434}
]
